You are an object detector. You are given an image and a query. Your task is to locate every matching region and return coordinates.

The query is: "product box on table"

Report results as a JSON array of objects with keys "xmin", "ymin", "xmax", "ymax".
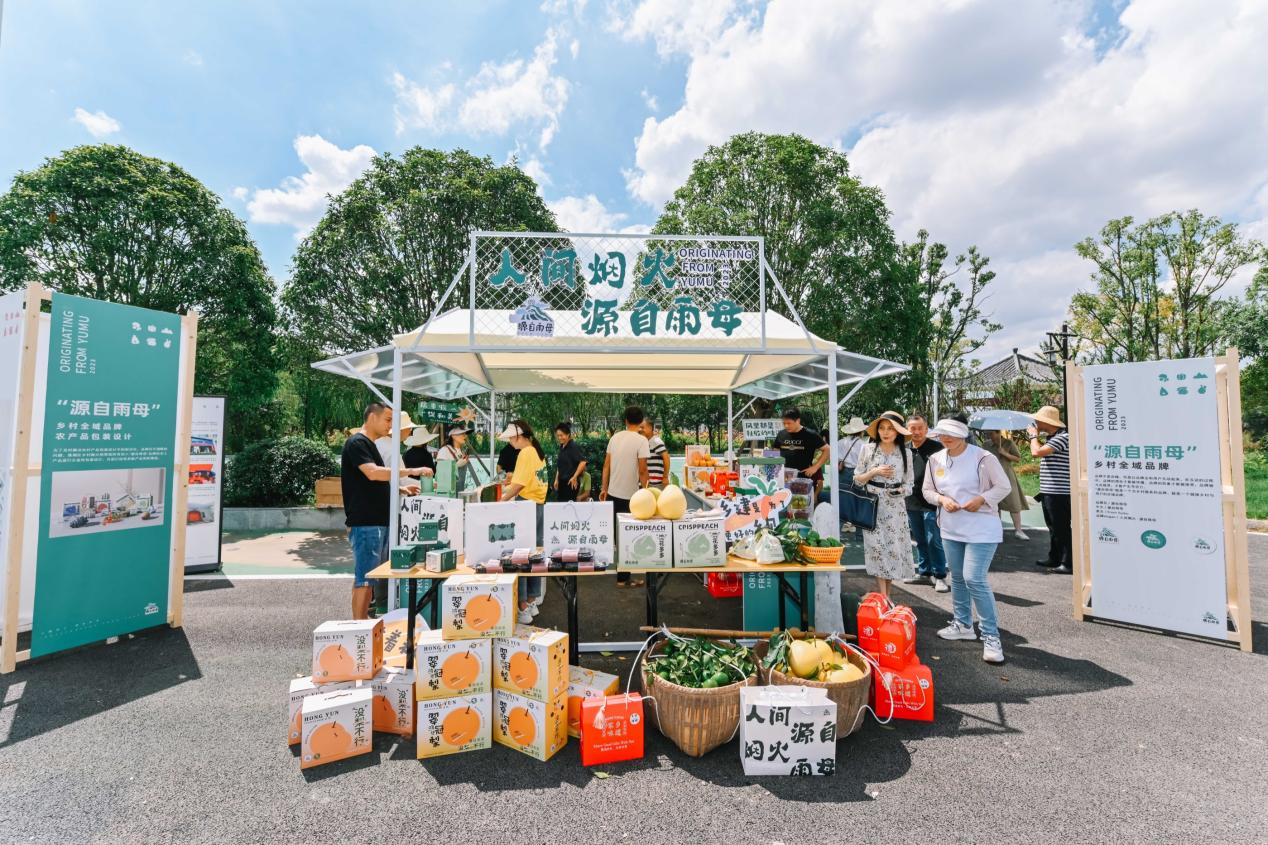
[
  {"xmin": 414, "ymin": 519, "xmax": 441, "ymax": 542},
  {"xmin": 416, "ymin": 693, "xmax": 492, "ymax": 759},
  {"xmin": 567, "ymin": 666, "xmax": 621, "ymax": 739},
  {"xmin": 312, "ymin": 619, "xmax": 383, "ymax": 682},
  {"xmin": 370, "ymin": 666, "xmax": 416, "ymax": 736},
  {"xmin": 425, "ymin": 547, "xmax": 458, "ymax": 573},
  {"xmin": 617, "ymin": 514, "xmax": 673, "ymax": 570},
  {"xmin": 739, "ymin": 685, "xmax": 838, "ymax": 776},
  {"xmin": 411, "ymin": 539, "xmax": 446, "ymax": 561},
  {"xmin": 288, "ymin": 677, "xmax": 355, "ymax": 745},
  {"xmin": 442, "ymin": 573, "xmax": 517, "ymax": 640},
  {"xmin": 493, "ymin": 688, "xmax": 568, "ymax": 762},
  {"xmin": 414, "ymin": 630, "xmax": 491, "ymax": 700},
  {"xmin": 671, "ymin": 511, "xmax": 727, "ymax": 567},
  {"xmin": 300, "ymin": 687, "xmax": 373, "ymax": 770},
  {"xmin": 580, "ymin": 693, "xmax": 644, "ymax": 766},
  {"xmin": 492, "ymin": 625, "xmax": 568, "ymax": 703},
  {"xmin": 390, "ymin": 545, "xmax": 417, "ymax": 570},
  {"xmin": 871, "ymin": 658, "xmax": 934, "ymax": 722}
]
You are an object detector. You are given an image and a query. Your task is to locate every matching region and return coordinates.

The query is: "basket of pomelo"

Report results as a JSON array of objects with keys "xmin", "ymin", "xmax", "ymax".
[
  {"xmin": 639, "ymin": 634, "xmax": 758, "ymax": 757},
  {"xmin": 755, "ymin": 632, "xmax": 870, "ymax": 737}
]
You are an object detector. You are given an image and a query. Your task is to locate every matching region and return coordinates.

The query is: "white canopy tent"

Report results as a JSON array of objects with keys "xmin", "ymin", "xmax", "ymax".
[{"xmin": 311, "ymin": 231, "xmax": 910, "ymax": 626}]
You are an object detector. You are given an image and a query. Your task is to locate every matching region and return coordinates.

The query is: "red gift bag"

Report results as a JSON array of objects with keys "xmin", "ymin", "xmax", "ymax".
[
  {"xmin": 871, "ymin": 658, "xmax": 934, "ymax": 722},
  {"xmin": 580, "ymin": 693, "xmax": 645, "ymax": 766},
  {"xmin": 856, "ymin": 592, "xmax": 892, "ymax": 658}
]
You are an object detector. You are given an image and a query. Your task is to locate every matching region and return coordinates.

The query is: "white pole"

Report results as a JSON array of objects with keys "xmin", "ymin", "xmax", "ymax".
[
  {"xmin": 388, "ymin": 347, "xmax": 402, "ymax": 612},
  {"xmin": 816, "ymin": 350, "xmax": 844, "ymax": 632},
  {"xmin": 489, "ymin": 390, "xmax": 497, "ymax": 464},
  {"xmin": 726, "ymin": 391, "xmax": 734, "ymax": 465},
  {"xmin": 826, "ymin": 354, "xmax": 840, "ymax": 534}
]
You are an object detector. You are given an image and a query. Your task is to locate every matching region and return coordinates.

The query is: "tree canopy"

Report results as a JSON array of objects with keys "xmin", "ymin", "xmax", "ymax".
[{"xmin": 0, "ymin": 144, "xmax": 278, "ymax": 447}]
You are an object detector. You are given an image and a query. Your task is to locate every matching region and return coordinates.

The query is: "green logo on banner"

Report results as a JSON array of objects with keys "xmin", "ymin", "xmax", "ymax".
[
  {"xmin": 1140, "ymin": 530, "xmax": 1167, "ymax": 550},
  {"xmin": 32, "ymin": 294, "xmax": 182, "ymax": 658}
]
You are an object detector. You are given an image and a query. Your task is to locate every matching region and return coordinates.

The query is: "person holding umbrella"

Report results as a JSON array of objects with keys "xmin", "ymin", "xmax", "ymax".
[{"xmin": 983, "ymin": 430, "xmax": 1029, "ymax": 540}]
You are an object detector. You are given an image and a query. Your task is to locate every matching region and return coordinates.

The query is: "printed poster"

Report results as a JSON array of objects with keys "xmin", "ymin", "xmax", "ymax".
[
  {"xmin": 1083, "ymin": 357, "xmax": 1227, "ymax": 638},
  {"xmin": 399, "ymin": 494, "xmax": 465, "ymax": 553},
  {"xmin": 32, "ymin": 293, "xmax": 181, "ymax": 657},
  {"xmin": 184, "ymin": 396, "xmax": 225, "ymax": 572}
]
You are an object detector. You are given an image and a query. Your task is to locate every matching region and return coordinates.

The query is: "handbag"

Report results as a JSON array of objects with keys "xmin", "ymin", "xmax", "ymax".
[{"xmin": 839, "ymin": 482, "xmax": 879, "ymax": 531}]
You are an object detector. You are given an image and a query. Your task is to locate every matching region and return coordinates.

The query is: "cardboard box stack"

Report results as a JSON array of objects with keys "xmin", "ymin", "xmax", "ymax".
[
  {"xmin": 492, "ymin": 625, "xmax": 569, "ymax": 761},
  {"xmin": 290, "ymin": 617, "xmax": 385, "ymax": 769}
]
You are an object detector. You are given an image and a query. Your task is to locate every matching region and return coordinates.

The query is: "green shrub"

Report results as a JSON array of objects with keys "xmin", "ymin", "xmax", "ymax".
[{"xmin": 224, "ymin": 436, "xmax": 339, "ymax": 507}]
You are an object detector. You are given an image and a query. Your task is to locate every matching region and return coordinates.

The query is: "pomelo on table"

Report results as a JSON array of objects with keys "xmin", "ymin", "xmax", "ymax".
[
  {"xmin": 655, "ymin": 485, "xmax": 687, "ymax": 520},
  {"xmin": 629, "ymin": 488, "xmax": 658, "ymax": 520}
]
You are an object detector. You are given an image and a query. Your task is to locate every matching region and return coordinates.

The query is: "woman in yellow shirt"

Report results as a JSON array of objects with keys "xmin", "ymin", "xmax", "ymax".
[{"xmin": 498, "ymin": 419, "xmax": 548, "ymax": 622}]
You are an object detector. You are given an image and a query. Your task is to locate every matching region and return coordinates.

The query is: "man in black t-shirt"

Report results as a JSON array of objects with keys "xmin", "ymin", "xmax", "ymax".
[
  {"xmin": 552, "ymin": 422, "xmax": 588, "ymax": 502},
  {"xmin": 901, "ymin": 414, "xmax": 948, "ymax": 590},
  {"xmin": 341, "ymin": 403, "xmax": 424, "ymax": 619},
  {"xmin": 774, "ymin": 408, "xmax": 827, "ymax": 493}
]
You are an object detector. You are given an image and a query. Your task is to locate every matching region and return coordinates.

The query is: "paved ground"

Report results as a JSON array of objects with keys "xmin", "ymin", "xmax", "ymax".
[{"xmin": 1, "ymin": 532, "xmax": 1265, "ymax": 845}]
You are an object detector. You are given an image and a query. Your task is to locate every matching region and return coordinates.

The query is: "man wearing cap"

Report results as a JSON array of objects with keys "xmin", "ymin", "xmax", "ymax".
[
  {"xmin": 341, "ymin": 403, "xmax": 426, "ymax": 620},
  {"xmin": 1027, "ymin": 406, "xmax": 1071, "ymax": 574},
  {"xmin": 903, "ymin": 413, "xmax": 949, "ymax": 592}
]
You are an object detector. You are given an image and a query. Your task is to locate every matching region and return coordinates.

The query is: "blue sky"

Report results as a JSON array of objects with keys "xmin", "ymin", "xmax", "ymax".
[{"xmin": 2, "ymin": 0, "xmax": 1266, "ymax": 364}]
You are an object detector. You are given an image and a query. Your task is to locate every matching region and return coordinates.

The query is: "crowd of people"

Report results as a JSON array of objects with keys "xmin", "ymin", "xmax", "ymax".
[{"xmin": 337, "ymin": 399, "xmax": 1074, "ymax": 666}]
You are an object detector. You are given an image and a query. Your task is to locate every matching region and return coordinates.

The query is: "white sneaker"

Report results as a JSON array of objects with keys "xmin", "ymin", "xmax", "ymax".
[
  {"xmin": 517, "ymin": 607, "xmax": 534, "ymax": 624},
  {"xmin": 529, "ymin": 603, "xmax": 540, "ymax": 618},
  {"xmin": 1014, "ymin": 529, "xmax": 1029, "ymax": 540},
  {"xmin": 982, "ymin": 635, "xmax": 1005, "ymax": 664},
  {"xmin": 902, "ymin": 574, "xmax": 933, "ymax": 585},
  {"xmin": 933, "ymin": 578, "xmax": 950, "ymax": 593},
  {"xmin": 937, "ymin": 620, "xmax": 977, "ymax": 641}
]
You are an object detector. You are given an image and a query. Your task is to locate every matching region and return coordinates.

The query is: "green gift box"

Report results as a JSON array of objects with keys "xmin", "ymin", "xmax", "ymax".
[
  {"xmin": 415, "ymin": 519, "xmax": 441, "ymax": 542},
  {"xmin": 390, "ymin": 545, "xmax": 417, "ymax": 570},
  {"xmin": 410, "ymin": 539, "xmax": 446, "ymax": 561}
]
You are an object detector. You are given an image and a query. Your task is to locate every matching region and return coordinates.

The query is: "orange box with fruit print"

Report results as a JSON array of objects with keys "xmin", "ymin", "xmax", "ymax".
[
  {"xmin": 414, "ymin": 630, "xmax": 491, "ymax": 701},
  {"xmin": 442, "ymin": 574, "xmax": 517, "ymax": 640},
  {"xmin": 300, "ymin": 687, "xmax": 373, "ymax": 769},
  {"xmin": 370, "ymin": 666, "xmax": 415, "ymax": 737},
  {"xmin": 287, "ymin": 677, "xmax": 355, "ymax": 745},
  {"xmin": 493, "ymin": 625, "xmax": 569, "ymax": 704},
  {"xmin": 493, "ymin": 688, "xmax": 568, "ymax": 762},
  {"xmin": 566, "ymin": 666, "xmax": 620, "ymax": 739},
  {"xmin": 312, "ymin": 619, "xmax": 383, "ymax": 683},
  {"xmin": 415, "ymin": 693, "xmax": 492, "ymax": 759}
]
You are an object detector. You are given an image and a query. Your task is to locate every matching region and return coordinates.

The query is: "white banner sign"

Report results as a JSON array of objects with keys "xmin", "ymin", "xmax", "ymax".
[
  {"xmin": 184, "ymin": 396, "xmax": 225, "ymax": 572},
  {"xmin": 1083, "ymin": 357, "xmax": 1227, "ymax": 637},
  {"xmin": 463, "ymin": 500, "xmax": 535, "ymax": 566},
  {"xmin": 741, "ymin": 418, "xmax": 781, "ymax": 440},
  {"xmin": 0, "ymin": 292, "xmax": 26, "ymax": 621},
  {"xmin": 542, "ymin": 501, "xmax": 614, "ymax": 564},
  {"xmin": 399, "ymin": 494, "xmax": 464, "ymax": 553}
]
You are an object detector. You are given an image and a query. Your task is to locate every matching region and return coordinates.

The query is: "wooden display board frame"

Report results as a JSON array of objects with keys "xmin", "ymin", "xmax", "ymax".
[
  {"xmin": 1, "ymin": 283, "xmax": 199, "ymax": 673},
  {"xmin": 1068, "ymin": 349, "xmax": 1253, "ymax": 651}
]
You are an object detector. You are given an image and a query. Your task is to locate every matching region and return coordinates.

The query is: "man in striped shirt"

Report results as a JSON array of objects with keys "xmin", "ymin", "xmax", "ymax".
[
  {"xmin": 641, "ymin": 417, "xmax": 670, "ymax": 488},
  {"xmin": 1028, "ymin": 405, "xmax": 1071, "ymax": 574}
]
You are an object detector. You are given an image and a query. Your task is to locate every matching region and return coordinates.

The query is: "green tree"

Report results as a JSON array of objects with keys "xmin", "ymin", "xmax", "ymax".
[
  {"xmin": 0, "ymin": 145, "xmax": 279, "ymax": 449},
  {"xmin": 1071, "ymin": 211, "xmax": 1262, "ymax": 363},
  {"xmin": 652, "ymin": 132, "xmax": 917, "ymax": 414}
]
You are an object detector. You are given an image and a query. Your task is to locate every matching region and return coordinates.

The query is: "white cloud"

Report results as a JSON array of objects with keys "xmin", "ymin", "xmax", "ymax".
[
  {"xmin": 617, "ymin": 0, "xmax": 1268, "ymax": 360},
  {"xmin": 570, "ymin": 38, "xmax": 580, "ymax": 59},
  {"xmin": 72, "ymin": 108, "xmax": 121, "ymax": 138},
  {"xmin": 231, "ymin": 186, "xmax": 248, "ymax": 201},
  {"xmin": 547, "ymin": 194, "xmax": 650, "ymax": 234},
  {"xmin": 183, "ymin": 49, "xmax": 204, "ymax": 67},
  {"xmin": 243, "ymin": 135, "xmax": 376, "ymax": 238},
  {"xmin": 640, "ymin": 88, "xmax": 658, "ymax": 112},
  {"xmin": 392, "ymin": 31, "xmax": 571, "ymax": 151}
]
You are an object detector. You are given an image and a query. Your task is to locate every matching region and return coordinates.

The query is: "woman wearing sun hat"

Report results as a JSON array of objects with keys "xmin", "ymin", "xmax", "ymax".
[
  {"xmin": 1027, "ymin": 405, "xmax": 1071, "ymax": 573},
  {"xmin": 922, "ymin": 418, "xmax": 1012, "ymax": 664},
  {"xmin": 402, "ymin": 426, "xmax": 438, "ymax": 473},
  {"xmin": 852, "ymin": 411, "xmax": 916, "ymax": 598}
]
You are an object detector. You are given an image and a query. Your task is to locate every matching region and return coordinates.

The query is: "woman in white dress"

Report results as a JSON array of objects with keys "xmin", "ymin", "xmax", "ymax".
[{"xmin": 853, "ymin": 411, "xmax": 916, "ymax": 598}]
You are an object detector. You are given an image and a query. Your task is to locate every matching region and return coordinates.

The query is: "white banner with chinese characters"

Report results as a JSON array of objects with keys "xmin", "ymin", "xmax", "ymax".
[
  {"xmin": 741, "ymin": 419, "xmax": 782, "ymax": 441},
  {"xmin": 542, "ymin": 501, "xmax": 615, "ymax": 564},
  {"xmin": 1083, "ymin": 357, "xmax": 1227, "ymax": 637},
  {"xmin": 399, "ymin": 494, "xmax": 464, "ymax": 553}
]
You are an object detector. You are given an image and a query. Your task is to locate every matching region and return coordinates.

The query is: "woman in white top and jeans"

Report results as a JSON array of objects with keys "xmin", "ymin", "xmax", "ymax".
[{"xmin": 922, "ymin": 418, "xmax": 1012, "ymax": 664}]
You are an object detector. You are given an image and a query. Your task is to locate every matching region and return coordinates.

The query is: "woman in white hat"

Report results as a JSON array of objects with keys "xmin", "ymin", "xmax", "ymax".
[
  {"xmin": 922, "ymin": 418, "xmax": 1012, "ymax": 664},
  {"xmin": 852, "ymin": 411, "xmax": 916, "ymax": 598},
  {"xmin": 402, "ymin": 426, "xmax": 438, "ymax": 474},
  {"xmin": 435, "ymin": 425, "xmax": 472, "ymax": 466}
]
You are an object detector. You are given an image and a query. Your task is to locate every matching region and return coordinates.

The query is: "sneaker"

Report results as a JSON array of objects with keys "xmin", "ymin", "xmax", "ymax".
[
  {"xmin": 1052, "ymin": 565, "xmax": 1072, "ymax": 574},
  {"xmin": 937, "ymin": 620, "xmax": 978, "ymax": 641},
  {"xmin": 902, "ymin": 574, "xmax": 933, "ymax": 586},
  {"xmin": 1014, "ymin": 529, "xmax": 1029, "ymax": 540},
  {"xmin": 982, "ymin": 636, "xmax": 1005, "ymax": 664},
  {"xmin": 529, "ymin": 603, "xmax": 540, "ymax": 618},
  {"xmin": 517, "ymin": 606, "xmax": 535, "ymax": 624},
  {"xmin": 933, "ymin": 578, "xmax": 950, "ymax": 593}
]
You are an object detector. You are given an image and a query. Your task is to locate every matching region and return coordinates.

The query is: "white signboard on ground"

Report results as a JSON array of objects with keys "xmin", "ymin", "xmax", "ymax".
[
  {"xmin": 399, "ymin": 494, "xmax": 465, "ymax": 553},
  {"xmin": 741, "ymin": 418, "xmax": 781, "ymax": 440},
  {"xmin": 542, "ymin": 501, "xmax": 614, "ymax": 564},
  {"xmin": 184, "ymin": 396, "xmax": 225, "ymax": 572},
  {"xmin": 1083, "ymin": 357, "xmax": 1227, "ymax": 637},
  {"xmin": 464, "ymin": 500, "xmax": 535, "ymax": 566}
]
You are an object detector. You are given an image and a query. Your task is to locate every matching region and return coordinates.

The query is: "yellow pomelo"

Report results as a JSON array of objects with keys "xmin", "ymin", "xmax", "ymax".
[
  {"xmin": 824, "ymin": 663, "xmax": 865, "ymax": 684},
  {"xmin": 629, "ymin": 488, "xmax": 658, "ymax": 520},
  {"xmin": 656, "ymin": 485, "xmax": 687, "ymax": 520},
  {"xmin": 788, "ymin": 640, "xmax": 820, "ymax": 679},
  {"xmin": 811, "ymin": 639, "xmax": 835, "ymax": 665}
]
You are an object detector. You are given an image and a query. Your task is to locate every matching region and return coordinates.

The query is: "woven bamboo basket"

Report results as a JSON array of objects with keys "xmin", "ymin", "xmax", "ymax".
[
  {"xmin": 797, "ymin": 543, "xmax": 845, "ymax": 565},
  {"xmin": 753, "ymin": 641, "xmax": 871, "ymax": 737},
  {"xmin": 639, "ymin": 639, "xmax": 758, "ymax": 757}
]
